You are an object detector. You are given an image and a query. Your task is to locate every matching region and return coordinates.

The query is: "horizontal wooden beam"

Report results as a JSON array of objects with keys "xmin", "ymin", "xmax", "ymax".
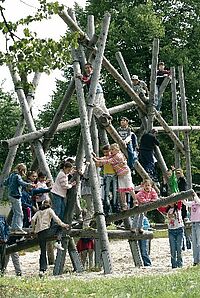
[{"xmin": 6, "ymin": 229, "xmax": 153, "ymax": 255}]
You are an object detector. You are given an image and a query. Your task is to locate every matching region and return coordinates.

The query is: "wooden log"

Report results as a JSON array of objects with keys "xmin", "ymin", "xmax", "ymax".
[
  {"xmin": 6, "ymin": 230, "xmax": 153, "ymax": 256},
  {"xmin": 31, "ymin": 78, "xmax": 75, "ymax": 170},
  {"xmin": 91, "ymin": 116, "xmax": 99, "ymax": 155},
  {"xmin": 106, "ymin": 189, "xmax": 194, "ymax": 224},
  {"xmin": 87, "ymin": 13, "xmax": 111, "ymax": 124},
  {"xmin": 178, "ymin": 65, "xmax": 192, "ymax": 189},
  {"xmin": 148, "ymin": 38, "xmax": 159, "ymax": 131},
  {"xmin": 0, "ymin": 73, "xmax": 41, "ymax": 199},
  {"xmin": 171, "ymin": 67, "xmax": 181, "ymax": 168},
  {"xmin": 9, "ymin": 67, "xmax": 52, "ymax": 180},
  {"xmin": 159, "ymin": 76, "xmax": 171, "ymax": 98},
  {"xmin": 3, "ymin": 101, "xmax": 135, "ymax": 147},
  {"xmin": 154, "ymin": 110, "xmax": 185, "ymax": 155},
  {"xmin": 115, "ymin": 51, "xmax": 147, "ymax": 131},
  {"xmin": 72, "ymin": 51, "xmax": 113, "ymax": 273}
]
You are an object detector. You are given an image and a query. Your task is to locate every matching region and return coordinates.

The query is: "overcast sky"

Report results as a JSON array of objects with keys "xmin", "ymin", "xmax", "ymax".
[{"xmin": 0, "ymin": 0, "xmax": 86, "ymax": 116}]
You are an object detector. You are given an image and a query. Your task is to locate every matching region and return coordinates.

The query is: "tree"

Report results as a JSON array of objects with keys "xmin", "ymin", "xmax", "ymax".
[
  {"xmin": 0, "ymin": 89, "xmax": 32, "ymax": 171},
  {"xmin": 0, "ymin": 1, "xmax": 78, "ymax": 79},
  {"xmin": 74, "ymin": 0, "xmax": 200, "ymax": 174}
]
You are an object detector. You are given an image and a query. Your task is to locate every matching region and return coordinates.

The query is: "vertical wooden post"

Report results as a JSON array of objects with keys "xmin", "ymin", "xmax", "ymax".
[
  {"xmin": 171, "ymin": 67, "xmax": 181, "ymax": 168},
  {"xmin": 115, "ymin": 51, "xmax": 147, "ymax": 132},
  {"xmin": 178, "ymin": 66, "xmax": 192, "ymax": 189},
  {"xmin": 87, "ymin": 14, "xmax": 99, "ymax": 155},
  {"xmin": 68, "ymin": 237, "xmax": 84, "ymax": 273},
  {"xmin": 73, "ymin": 56, "xmax": 113, "ymax": 274},
  {"xmin": 148, "ymin": 38, "xmax": 159, "ymax": 131}
]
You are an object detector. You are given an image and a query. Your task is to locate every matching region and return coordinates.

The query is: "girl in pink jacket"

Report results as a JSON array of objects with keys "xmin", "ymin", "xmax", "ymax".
[
  {"xmin": 94, "ymin": 143, "xmax": 137, "ymax": 210},
  {"xmin": 132, "ymin": 179, "xmax": 158, "ymax": 233}
]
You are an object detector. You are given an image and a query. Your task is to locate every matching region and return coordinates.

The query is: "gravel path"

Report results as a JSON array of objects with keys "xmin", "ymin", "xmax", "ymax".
[{"xmin": 5, "ymin": 237, "xmax": 193, "ymax": 279}]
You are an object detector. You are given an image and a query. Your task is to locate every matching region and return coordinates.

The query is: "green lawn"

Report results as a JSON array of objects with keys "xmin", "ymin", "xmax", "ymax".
[{"xmin": 1, "ymin": 266, "xmax": 200, "ymax": 298}]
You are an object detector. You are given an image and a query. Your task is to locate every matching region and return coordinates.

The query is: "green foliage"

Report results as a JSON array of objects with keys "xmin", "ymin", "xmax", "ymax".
[
  {"xmin": 0, "ymin": 1, "xmax": 79, "ymax": 74},
  {"xmin": 1, "ymin": 267, "xmax": 200, "ymax": 297}
]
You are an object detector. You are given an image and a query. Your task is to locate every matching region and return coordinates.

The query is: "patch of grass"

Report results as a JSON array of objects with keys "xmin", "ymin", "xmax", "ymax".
[
  {"xmin": 1, "ymin": 267, "xmax": 200, "ymax": 298},
  {"xmin": 153, "ymin": 229, "xmax": 168, "ymax": 238}
]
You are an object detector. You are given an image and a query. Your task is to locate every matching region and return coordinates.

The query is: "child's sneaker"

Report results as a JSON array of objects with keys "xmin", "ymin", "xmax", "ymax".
[
  {"xmin": 54, "ymin": 242, "xmax": 64, "ymax": 251},
  {"xmin": 13, "ymin": 229, "xmax": 27, "ymax": 235}
]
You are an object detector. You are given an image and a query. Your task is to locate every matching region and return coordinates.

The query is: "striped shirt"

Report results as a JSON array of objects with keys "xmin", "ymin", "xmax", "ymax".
[{"xmin": 99, "ymin": 152, "xmax": 129, "ymax": 176}]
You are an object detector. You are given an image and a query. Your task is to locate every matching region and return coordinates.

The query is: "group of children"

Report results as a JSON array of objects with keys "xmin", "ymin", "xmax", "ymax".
[
  {"xmin": 1, "ymin": 161, "xmax": 76, "ymax": 276},
  {"xmin": 0, "ymin": 60, "xmax": 198, "ymax": 275}
]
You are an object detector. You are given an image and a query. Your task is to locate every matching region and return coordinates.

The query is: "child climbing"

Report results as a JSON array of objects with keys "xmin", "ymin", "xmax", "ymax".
[
  {"xmin": 76, "ymin": 62, "xmax": 112, "ymax": 124},
  {"xmin": 51, "ymin": 161, "xmax": 76, "ymax": 221},
  {"xmin": 138, "ymin": 129, "xmax": 159, "ymax": 182},
  {"xmin": 132, "ymin": 179, "xmax": 158, "ymax": 233},
  {"xmin": 4, "ymin": 163, "xmax": 35, "ymax": 234},
  {"xmin": 102, "ymin": 144, "xmax": 118, "ymax": 214},
  {"xmin": 35, "ymin": 172, "xmax": 52, "ymax": 208},
  {"xmin": 155, "ymin": 61, "xmax": 171, "ymax": 111},
  {"xmin": 131, "ymin": 74, "xmax": 149, "ymax": 103},
  {"xmin": 31, "ymin": 198, "xmax": 69, "ymax": 277},
  {"xmin": 93, "ymin": 143, "xmax": 138, "ymax": 210},
  {"xmin": 117, "ymin": 117, "xmax": 138, "ymax": 171}
]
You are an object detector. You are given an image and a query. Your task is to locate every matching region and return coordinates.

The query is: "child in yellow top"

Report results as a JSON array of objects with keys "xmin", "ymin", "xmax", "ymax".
[{"xmin": 102, "ymin": 145, "xmax": 118, "ymax": 214}]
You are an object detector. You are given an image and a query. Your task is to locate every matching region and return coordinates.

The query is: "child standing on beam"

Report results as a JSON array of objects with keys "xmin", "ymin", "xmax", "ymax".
[
  {"xmin": 4, "ymin": 163, "xmax": 35, "ymax": 235},
  {"xmin": 93, "ymin": 143, "xmax": 138, "ymax": 210}
]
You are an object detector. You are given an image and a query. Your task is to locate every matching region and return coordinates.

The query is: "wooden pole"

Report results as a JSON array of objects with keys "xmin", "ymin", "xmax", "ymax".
[
  {"xmin": 171, "ymin": 67, "xmax": 181, "ymax": 168},
  {"xmin": 73, "ymin": 53, "xmax": 113, "ymax": 274},
  {"xmin": 9, "ymin": 67, "xmax": 53, "ymax": 180},
  {"xmin": 178, "ymin": 65, "xmax": 192, "ymax": 189},
  {"xmin": 115, "ymin": 51, "xmax": 147, "ymax": 131},
  {"xmin": 0, "ymin": 73, "xmax": 41, "ymax": 199},
  {"xmin": 148, "ymin": 38, "xmax": 159, "ymax": 131},
  {"xmin": 3, "ymin": 102, "xmax": 136, "ymax": 147},
  {"xmin": 106, "ymin": 189, "xmax": 194, "ymax": 224}
]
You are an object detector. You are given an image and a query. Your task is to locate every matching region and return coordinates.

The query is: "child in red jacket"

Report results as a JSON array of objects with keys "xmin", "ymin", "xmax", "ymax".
[{"xmin": 132, "ymin": 179, "xmax": 158, "ymax": 233}]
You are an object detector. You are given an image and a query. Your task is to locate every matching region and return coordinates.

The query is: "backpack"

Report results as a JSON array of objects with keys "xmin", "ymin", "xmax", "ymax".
[{"xmin": 0, "ymin": 216, "xmax": 9, "ymax": 243}]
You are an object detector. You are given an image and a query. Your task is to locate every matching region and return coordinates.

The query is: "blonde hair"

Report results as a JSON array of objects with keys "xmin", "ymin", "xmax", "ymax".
[
  {"xmin": 15, "ymin": 163, "xmax": 27, "ymax": 175},
  {"xmin": 110, "ymin": 143, "xmax": 120, "ymax": 151}
]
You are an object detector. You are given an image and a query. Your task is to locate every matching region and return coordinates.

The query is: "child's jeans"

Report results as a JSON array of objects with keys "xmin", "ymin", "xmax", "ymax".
[
  {"xmin": 4, "ymin": 252, "xmax": 22, "ymax": 275},
  {"xmin": 132, "ymin": 213, "xmax": 144, "ymax": 230},
  {"xmin": 168, "ymin": 227, "xmax": 184, "ymax": 268},
  {"xmin": 139, "ymin": 239, "xmax": 151, "ymax": 266},
  {"xmin": 51, "ymin": 193, "xmax": 66, "ymax": 221},
  {"xmin": 192, "ymin": 222, "xmax": 200, "ymax": 264},
  {"xmin": 9, "ymin": 196, "xmax": 23, "ymax": 230},
  {"xmin": 104, "ymin": 174, "xmax": 117, "ymax": 214},
  {"xmin": 127, "ymin": 143, "xmax": 137, "ymax": 170}
]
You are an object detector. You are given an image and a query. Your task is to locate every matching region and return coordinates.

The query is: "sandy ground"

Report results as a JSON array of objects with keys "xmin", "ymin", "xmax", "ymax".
[{"xmin": 5, "ymin": 237, "xmax": 194, "ymax": 279}]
